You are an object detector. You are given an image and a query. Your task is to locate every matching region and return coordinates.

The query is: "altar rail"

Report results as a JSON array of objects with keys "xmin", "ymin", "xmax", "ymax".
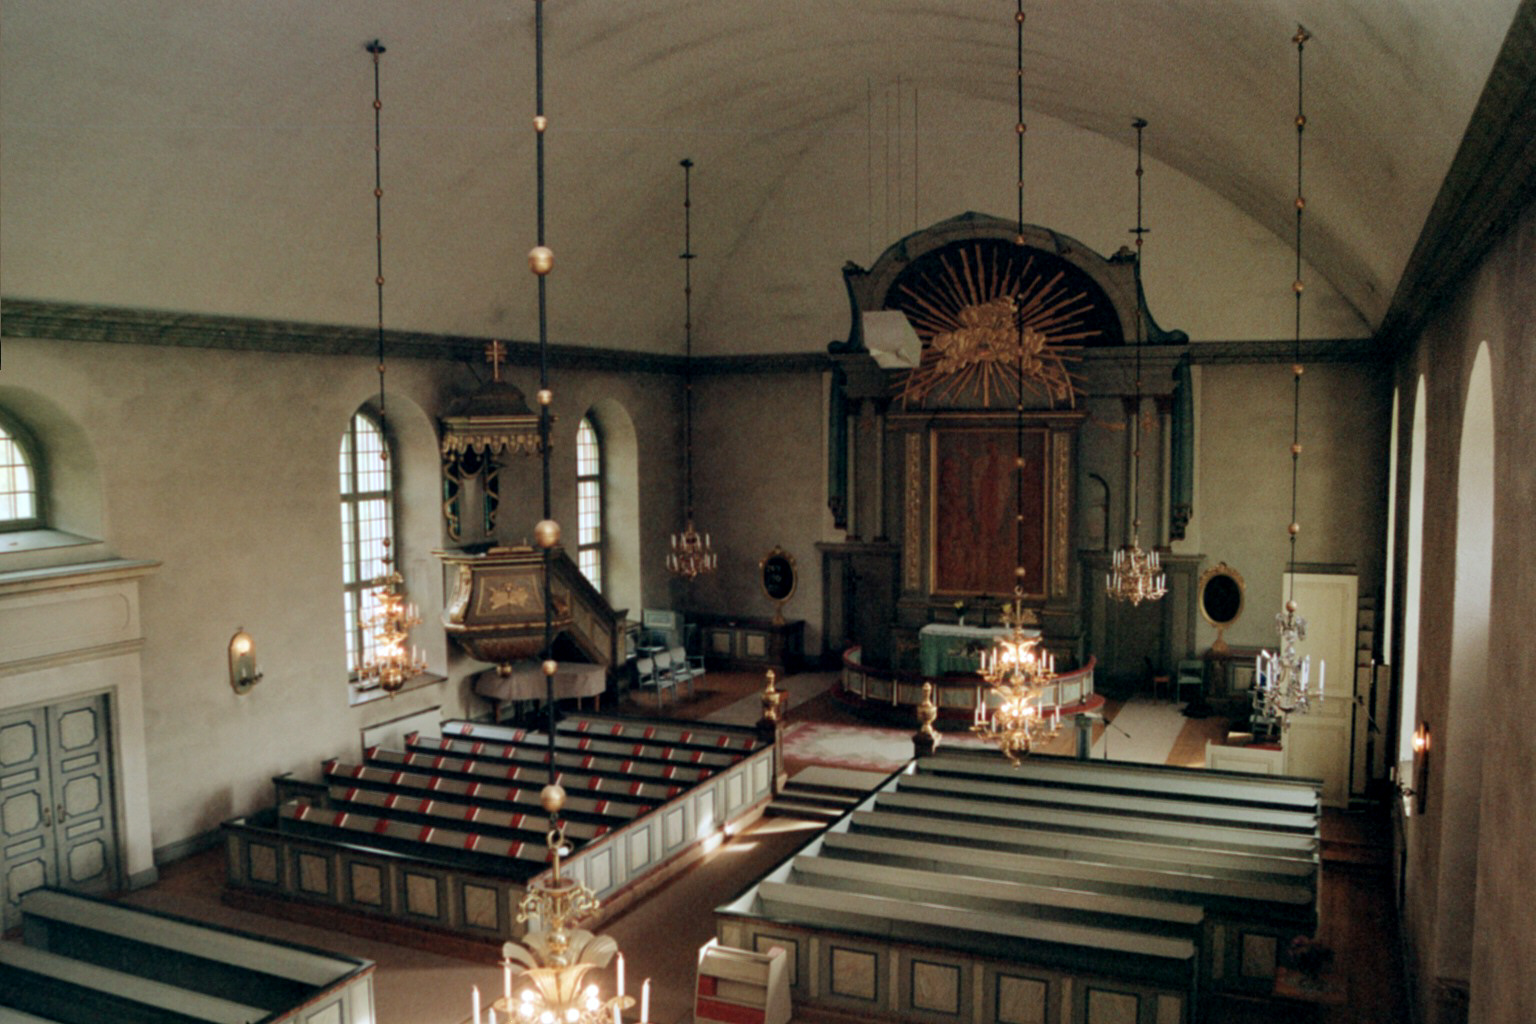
[
  {"xmin": 838, "ymin": 645, "xmax": 1097, "ymax": 719},
  {"xmin": 717, "ymin": 751, "xmax": 1321, "ymax": 1024},
  {"xmin": 224, "ymin": 714, "xmax": 776, "ymax": 944},
  {"xmin": 3, "ymin": 887, "xmax": 373, "ymax": 1024}
]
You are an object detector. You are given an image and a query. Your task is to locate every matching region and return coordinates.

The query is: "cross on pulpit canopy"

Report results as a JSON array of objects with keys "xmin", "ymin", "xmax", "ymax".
[{"xmin": 485, "ymin": 339, "xmax": 507, "ymax": 382}]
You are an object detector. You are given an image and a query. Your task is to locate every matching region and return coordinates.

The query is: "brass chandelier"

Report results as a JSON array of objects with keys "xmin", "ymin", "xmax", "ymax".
[
  {"xmin": 1256, "ymin": 27, "xmax": 1325, "ymax": 726},
  {"xmin": 1105, "ymin": 117, "xmax": 1167, "ymax": 607},
  {"xmin": 467, "ymin": 6, "xmax": 651, "ymax": 1024},
  {"xmin": 666, "ymin": 158, "xmax": 717, "ymax": 581},
  {"xmin": 971, "ymin": 0, "xmax": 1061, "ymax": 767},
  {"xmin": 355, "ymin": 39, "xmax": 426, "ymax": 694}
]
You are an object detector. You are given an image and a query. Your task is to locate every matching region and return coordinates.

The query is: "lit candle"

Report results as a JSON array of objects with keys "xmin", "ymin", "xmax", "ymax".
[
  {"xmin": 504, "ymin": 963, "xmax": 512, "ymax": 1003},
  {"xmin": 617, "ymin": 953, "xmax": 625, "ymax": 998},
  {"xmin": 473, "ymin": 984, "xmax": 481, "ymax": 1024},
  {"xmin": 641, "ymin": 979, "xmax": 650, "ymax": 1023}
]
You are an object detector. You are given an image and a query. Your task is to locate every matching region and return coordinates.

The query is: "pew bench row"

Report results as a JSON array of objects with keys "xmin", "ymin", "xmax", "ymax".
[
  {"xmin": 717, "ymin": 751, "xmax": 1323, "ymax": 1024},
  {"xmin": 225, "ymin": 713, "xmax": 778, "ymax": 944},
  {"xmin": 1, "ymin": 888, "xmax": 372, "ymax": 1024}
]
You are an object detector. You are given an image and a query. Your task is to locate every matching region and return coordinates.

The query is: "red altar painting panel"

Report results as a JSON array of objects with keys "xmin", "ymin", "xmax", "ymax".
[{"xmin": 931, "ymin": 427, "xmax": 1047, "ymax": 598}]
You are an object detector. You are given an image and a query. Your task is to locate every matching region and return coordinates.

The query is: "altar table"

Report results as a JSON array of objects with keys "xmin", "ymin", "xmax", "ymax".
[{"xmin": 918, "ymin": 622, "xmax": 1037, "ymax": 676}]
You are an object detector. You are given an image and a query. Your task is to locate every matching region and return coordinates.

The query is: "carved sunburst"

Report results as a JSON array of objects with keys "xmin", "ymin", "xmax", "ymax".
[{"xmin": 892, "ymin": 243, "xmax": 1098, "ymax": 408}]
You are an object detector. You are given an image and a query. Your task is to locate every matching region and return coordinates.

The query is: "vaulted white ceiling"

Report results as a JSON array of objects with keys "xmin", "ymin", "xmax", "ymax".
[{"xmin": 0, "ymin": 0, "xmax": 1520, "ymax": 355}]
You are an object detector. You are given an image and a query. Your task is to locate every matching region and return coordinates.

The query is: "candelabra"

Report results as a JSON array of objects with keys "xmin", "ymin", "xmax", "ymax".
[
  {"xmin": 1256, "ymin": 601, "xmax": 1325, "ymax": 723},
  {"xmin": 470, "ymin": 787, "xmax": 650, "ymax": 1024},
  {"xmin": 1105, "ymin": 541, "xmax": 1166, "ymax": 606},
  {"xmin": 356, "ymin": 557, "xmax": 426, "ymax": 693},
  {"xmin": 667, "ymin": 158, "xmax": 717, "ymax": 581},
  {"xmin": 352, "ymin": 39, "xmax": 426, "ymax": 695},
  {"xmin": 1105, "ymin": 117, "xmax": 1166, "ymax": 607},
  {"xmin": 973, "ymin": 595, "xmax": 1061, "ymax": 766},
  {"xmin": 1255, "ymin": 26, "xmax": 1325, "ymax": 728},
  {"xmin": 667, "ymin": 521, "xmax": 717, "ymax": 580}
]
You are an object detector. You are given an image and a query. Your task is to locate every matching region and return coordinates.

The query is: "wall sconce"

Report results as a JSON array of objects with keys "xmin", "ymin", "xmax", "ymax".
[
  {"xmin": 229, "ymin": 628, "xmax": 262, "ymax": 694},
  {"xmin": 1408, "ymin": 719, "xmax": 1431, "ymax": 815}
]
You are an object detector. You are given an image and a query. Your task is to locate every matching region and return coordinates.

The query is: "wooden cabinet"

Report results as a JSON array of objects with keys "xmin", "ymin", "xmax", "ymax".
[{"xmin": 693, "ymin": 613, "xmax": 804, "ymax": 675}]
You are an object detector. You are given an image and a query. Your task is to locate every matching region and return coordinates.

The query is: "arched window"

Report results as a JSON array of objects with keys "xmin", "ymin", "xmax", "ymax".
[
  {"xmin": 576, "ymin": 416, "xmax": 603, "ymax": 592},
  {"xmin": 339, "ymin": 409, "xmax": 397, "ymax": 679},
  {"xmin": 0, "ymin": 414, "xmax": 43, "ymax": 531}
]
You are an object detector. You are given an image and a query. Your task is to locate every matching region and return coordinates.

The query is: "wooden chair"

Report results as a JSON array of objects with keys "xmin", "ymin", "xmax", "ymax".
[
  {"xmin": 665, "ymin": 644, "xmax": 701, "ymax": 698},
  {"xmin": 1175, "ymin": 660, "xmax": 1205, "ymax": 703},
  {"xmin": 635, "ymin": 655, "xmax": 676, "ymax": 706}
]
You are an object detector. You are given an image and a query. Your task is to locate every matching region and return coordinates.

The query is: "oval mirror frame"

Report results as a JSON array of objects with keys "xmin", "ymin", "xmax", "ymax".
[
  {"xmin": 1197, "ymin": 561, "xmax": 1246, "ymax": 634},
  {"xmin": 760, "ymin": 546, "xmax": 797, "ymax": 604}
]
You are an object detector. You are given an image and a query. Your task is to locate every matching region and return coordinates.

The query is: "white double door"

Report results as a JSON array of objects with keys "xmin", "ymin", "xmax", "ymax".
[
  {"xmin": 1281, "ymin": 572, "xmax": 1358, "ymax": 807},
  {"xmin": 0, "ymin": 693, "xmax": 119, "ymax": 929}
]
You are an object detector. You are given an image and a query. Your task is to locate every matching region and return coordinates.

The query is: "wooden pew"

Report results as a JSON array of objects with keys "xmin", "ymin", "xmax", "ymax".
[
  {"xmin": 226, "ymin": 712, "xmax": 776, "ymax": 946},
  {"xmin": 6, "ymin": 888, "xmax": 371, "ymax": 1024},
  {"xmin": 322, "ymin": 759, "xmax": 650, "ymax": 822},
  {"xmin": 920, "ymin": 751, "xmax": 1321, "ymax": 817},
  {"xmin": 324, "ymin": 784, "xmax": 612, "ymax": 844},
  {"xmin": 363, "ymin": 747, "xmax": 680, "ymax": 804},
  {"xmin": 282, "ymin": 799, "xmax": 549, "ymax": 872},
  {"xmin": 1, "ymin": 943, "xmax": 266, "ymax": 1024},
  {"xmin": 412, "ymin": 733, "xmax": 714, "ymax": 785},
  {"xmin": 894, "ymin": 770, "xmax": 1320, "ymax": 836},
  {"xmin": 817, "ymin": 830, "xmax": 1315, "ymax": 925},
  {"xmin": 848, "ymin": 808, "xmax": 1317, "ymax": 882},
  {"xmin": 874, "ymin": 786, "xmax": 1318, "ymax": 859},
  {"xmin": 441, "ymin": 718, "xmax": 751, "ymax": 768},
  {"xmin": 715, "ymin": 753, "xmax": 1323, "ymax": 1021}
]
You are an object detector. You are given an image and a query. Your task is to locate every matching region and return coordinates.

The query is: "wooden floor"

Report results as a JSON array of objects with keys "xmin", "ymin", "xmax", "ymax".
[{"xmin": 102, "ymin": 675, "xmax": 1407, "ymax": 1024}]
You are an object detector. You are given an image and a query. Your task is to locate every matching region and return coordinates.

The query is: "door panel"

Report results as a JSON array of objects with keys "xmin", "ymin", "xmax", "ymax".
[
  {"xmin": 49, "ymin": 696, "xmax": 116, "ymax": 893},
  {"xmin": 1281, "ymin": 573, "xmax": 1356, "ymax": 807},
  {"xmin": 0, "ymin": 695, "xmax": 118, "ymax": 929},
  {"xmin": 1, "ymin": 706, "xmax": 58, "ymax": 927}
]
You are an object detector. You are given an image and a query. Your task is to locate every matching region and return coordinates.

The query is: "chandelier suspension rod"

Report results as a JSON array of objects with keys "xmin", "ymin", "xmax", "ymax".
[
  {"xmin": 1130, "ymin": 116, "xmax": 1148, "ymax": 543},
  {"xmin": 682, "ymin": 158, "xmax": 696, "ymax": 523},
  {"xmin": 1288, "ymin": 26, "xmax": 1308, "ymax": 607},
  {"xmin": 1012, "ymin": 0, "xmax": 1026, "ymax": 586},
  {"xmin": 1015, "ymin": 0, "xmax": 1025, "ymax": 237},
  {"xmin": 369, "ymin": 41, "xmax": 388, "ymax": 428},
  {"xmin": 531, "ymin": 0, "xmax": 557, "ymax": 784}
]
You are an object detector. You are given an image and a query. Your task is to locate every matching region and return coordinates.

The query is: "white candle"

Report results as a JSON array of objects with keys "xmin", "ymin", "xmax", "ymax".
[
  {"xmin": 473, "ymin": 984, "xmax": 481, "ymax": 1024},
  {"xmin": 641, "ymin": 979, "xmax": 650, "ymax": 1022},
  {"xmin": 504, "ymin": 963, "xmax": 512, "ymax": 1003},
  {"xmin": 617, "ymin": 953, "xmax": 625, "ymax": 998}
]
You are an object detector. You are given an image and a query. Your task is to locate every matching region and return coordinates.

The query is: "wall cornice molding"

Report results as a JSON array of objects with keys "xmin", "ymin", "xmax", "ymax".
[
  {"xmin": 1377, "ymin": 0, "xmax": 1536, "ymax": 351},
  {"xmin": 0, "ymin": 299, "xmax": 830, "ymax": 377}
]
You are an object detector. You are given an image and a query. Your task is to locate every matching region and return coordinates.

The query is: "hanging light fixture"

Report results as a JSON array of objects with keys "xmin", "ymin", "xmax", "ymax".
[
  {"xmin": 355, "ymin": 39, "xmax": 426, "ymax": 695},
  {"xmin": 1256, "ymin": 26, "xmax": 1325, "ymax": 726},
  {"xmin": 468, "ymin": 6, "xmax": 650, "ymax": 1023},
  {"xmin": 971, "ymin": 0, "xmax": 1061, "ymax": 767},
  {"xmin": 1105, "ymin": 117, "xmax": 1167, "ymax": 607},
  {"xmin": 666, "ymin": 158, "xmax": 718, "ymax": 581}
]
